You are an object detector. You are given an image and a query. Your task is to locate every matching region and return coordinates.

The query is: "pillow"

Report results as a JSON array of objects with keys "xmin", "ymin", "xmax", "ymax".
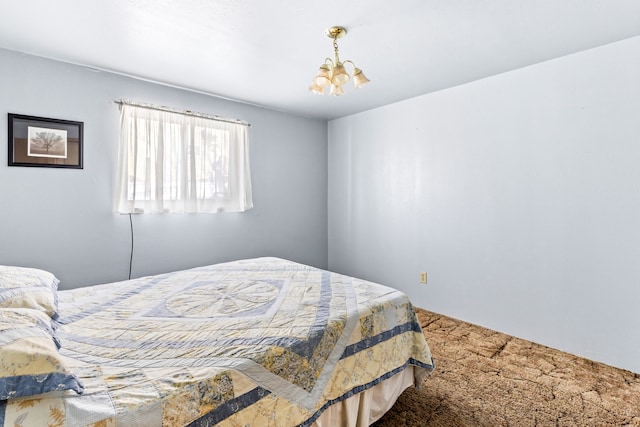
[
  {"xmin": 0, "ymin": 265, "xmax": 59, "ymax": 318},
  {"xmin": 0, "ymin": 308, "xmax": 84, "ymax": 400}
]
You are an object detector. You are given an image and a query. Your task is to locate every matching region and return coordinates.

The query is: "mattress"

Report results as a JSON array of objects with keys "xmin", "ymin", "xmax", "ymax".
[{"xmin": 0, "ymin": 257, "xmax": 434, "ymax": 426}]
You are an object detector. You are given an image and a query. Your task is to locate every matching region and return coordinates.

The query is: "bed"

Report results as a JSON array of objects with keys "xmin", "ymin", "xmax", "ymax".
[{"xmin": 0, "ymin": 257, "xmax": 434, "ymax": 426}]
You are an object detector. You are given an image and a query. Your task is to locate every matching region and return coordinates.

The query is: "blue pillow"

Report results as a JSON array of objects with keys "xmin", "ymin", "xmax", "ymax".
[{"xmin": 0, "ymin": 308, "xmax": 83, "ymax": 400}]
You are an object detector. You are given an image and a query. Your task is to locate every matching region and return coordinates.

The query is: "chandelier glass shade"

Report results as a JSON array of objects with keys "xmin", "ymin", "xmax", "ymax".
[{"xmin": 309, "ymin": 26, "xmax": 370, "ymax": 96}]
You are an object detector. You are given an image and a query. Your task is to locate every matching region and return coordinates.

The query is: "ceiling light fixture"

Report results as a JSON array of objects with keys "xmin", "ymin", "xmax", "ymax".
[{"xmin": 308, "ymin": 26, "xmax": 370, "ymax": 96}]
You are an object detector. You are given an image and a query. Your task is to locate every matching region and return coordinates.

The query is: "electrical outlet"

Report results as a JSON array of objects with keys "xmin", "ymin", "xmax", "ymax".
[{"xmin": 420, "ymin": 272, "xmax": 427, "ymax": 284}]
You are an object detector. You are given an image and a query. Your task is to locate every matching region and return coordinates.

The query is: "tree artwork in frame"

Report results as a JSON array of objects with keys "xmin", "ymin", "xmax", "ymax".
[{"xmin": 8, "ymin": 113, "xmax": 83, "ymax": 169}]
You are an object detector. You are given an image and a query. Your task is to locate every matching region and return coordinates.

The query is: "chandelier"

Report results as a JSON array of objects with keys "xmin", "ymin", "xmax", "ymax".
[{"xmin": 308, "ymin": 26, "xmax": 370, "ymax": 96}]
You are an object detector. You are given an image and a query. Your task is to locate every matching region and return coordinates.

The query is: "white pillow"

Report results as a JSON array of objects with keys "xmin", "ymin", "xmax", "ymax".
[{"xmin": 0, "ymin": 265, "xmax": 59, "ymax": 318}]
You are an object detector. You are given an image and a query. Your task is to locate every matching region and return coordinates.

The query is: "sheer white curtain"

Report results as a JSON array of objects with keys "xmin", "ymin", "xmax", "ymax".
[{"xmin": 114, "ymin": 104, "xmax": 253, "ymax": 214}]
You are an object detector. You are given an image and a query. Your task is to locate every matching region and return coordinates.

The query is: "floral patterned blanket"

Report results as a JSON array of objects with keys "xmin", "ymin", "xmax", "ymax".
[{"xmin": 1, "ymin": 257, "xmax": 433, "ymax": 426}]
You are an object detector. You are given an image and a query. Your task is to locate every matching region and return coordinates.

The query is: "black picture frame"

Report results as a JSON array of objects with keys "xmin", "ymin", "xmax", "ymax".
[{"xmin": 8, "ymin": 113, "xmax": 83, "ymax": 169}]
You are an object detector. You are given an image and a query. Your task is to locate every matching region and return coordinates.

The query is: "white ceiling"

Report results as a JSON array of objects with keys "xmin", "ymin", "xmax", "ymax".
[{"xmin": 2, "ymin": 0, "xmax": 640, "ymax": 120}]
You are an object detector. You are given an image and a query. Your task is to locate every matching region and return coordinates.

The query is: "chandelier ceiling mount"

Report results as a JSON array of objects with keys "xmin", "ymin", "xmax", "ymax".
[{"xmin": 325, "ymin": 26, "xmax": 347, "ymax": 40}]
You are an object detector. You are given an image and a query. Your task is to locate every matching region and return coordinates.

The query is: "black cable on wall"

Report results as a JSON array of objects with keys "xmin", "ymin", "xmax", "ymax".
[{"xmin": 128, "ymin": 213, "xmax": 134, "ymax": 280}]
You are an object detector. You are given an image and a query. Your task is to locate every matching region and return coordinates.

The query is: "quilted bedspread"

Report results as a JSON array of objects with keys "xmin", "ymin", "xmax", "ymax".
[{"xmin": 1, "ymin": 258, "xmax": 434, "ymax": 426}]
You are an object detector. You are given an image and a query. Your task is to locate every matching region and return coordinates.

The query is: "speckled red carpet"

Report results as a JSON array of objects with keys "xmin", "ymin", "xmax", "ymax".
[{"xmin": 373, "ymin": 308, "xmax": 640, "ymax": 426}]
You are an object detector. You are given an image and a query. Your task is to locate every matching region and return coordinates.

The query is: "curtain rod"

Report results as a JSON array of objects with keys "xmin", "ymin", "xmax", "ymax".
[{"xmin": 113, "ymin": 100, "xmax": 250, "ymax": 127}]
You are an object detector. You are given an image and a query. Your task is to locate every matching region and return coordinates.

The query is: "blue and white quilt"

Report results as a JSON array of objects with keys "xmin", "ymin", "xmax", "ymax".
[{"xmin": 0, "ymin": 257, "xmax": 433, "ymax": 426}]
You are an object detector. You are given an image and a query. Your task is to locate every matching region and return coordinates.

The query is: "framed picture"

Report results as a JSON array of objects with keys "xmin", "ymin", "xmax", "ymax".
[{"xmin": 8, "ymin": 113, "xmax": 83, "ymax": 169}]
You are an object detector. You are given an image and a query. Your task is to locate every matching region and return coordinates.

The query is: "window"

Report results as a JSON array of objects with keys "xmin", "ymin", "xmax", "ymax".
[{"xmin": 114, "ymin": 104, "xmax": 253, "ymax": 214}]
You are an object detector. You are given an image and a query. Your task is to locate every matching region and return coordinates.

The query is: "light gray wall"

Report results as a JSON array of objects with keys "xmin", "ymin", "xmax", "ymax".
[
  {"xmin": 0, "ymin": 48, "xmax": 328, "ymax": 289},
  {"xmin": 328, "ymin": 36, "xmax": 640, "ymax": 374}
]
